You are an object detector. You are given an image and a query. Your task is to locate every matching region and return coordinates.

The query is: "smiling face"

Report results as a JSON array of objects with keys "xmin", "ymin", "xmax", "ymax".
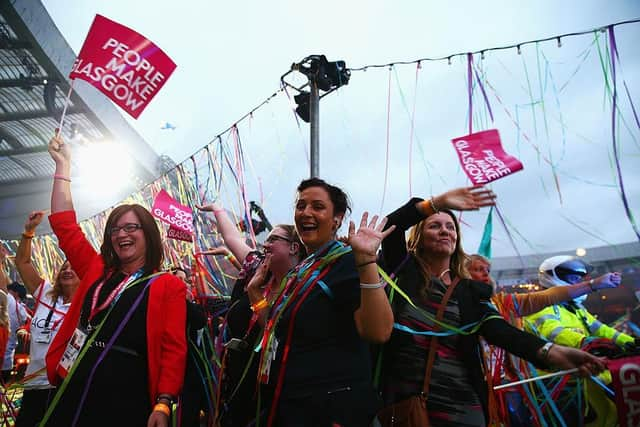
[
  {"xmin": 264, "ymin": 226, "xmax": 294, "ymax": 263},
  {"xmin": 420, "ymin": 212, "xmax": 458, "ymax": 258},
  {"xmin": 56, "ymin": 261, "xmax": 80, "ymax": 298},
  {"xmin": 294, "ymin": 186, "xmax": 340, "ymax": 253},
  {"xmin": 110, "ymin": 210, "xmax": 147, "ymax": 272}
]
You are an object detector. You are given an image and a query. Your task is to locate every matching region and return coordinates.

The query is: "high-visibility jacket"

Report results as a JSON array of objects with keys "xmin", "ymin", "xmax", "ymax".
[{"xmin": 524, "ymin": 302, "xmax": 634, "ymax": 349}]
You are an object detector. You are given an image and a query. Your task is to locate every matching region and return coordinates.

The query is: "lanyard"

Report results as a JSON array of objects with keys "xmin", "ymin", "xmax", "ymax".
[
  {"xmin": 88, "ymin": 270, "xmax": 143, "ymax": 324},
  {"xmin": 44, "ymin": 298, "xmax": 57, "ymax": 329}
]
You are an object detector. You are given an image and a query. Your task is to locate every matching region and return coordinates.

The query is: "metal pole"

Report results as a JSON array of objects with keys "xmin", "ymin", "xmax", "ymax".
[{"xmin": 309, "ymin": 80, "xmax": 320, "ymax": 178}]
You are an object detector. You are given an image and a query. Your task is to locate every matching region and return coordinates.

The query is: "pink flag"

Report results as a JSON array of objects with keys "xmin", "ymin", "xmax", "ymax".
[
  {"xmin": 69, "ymin": 15, "xmax": 176, "ymax": 119},
  {"xmin": 451, "ymin": 129, "xmax": 523, "ymax": 185},
  {"xmin": 609, "ymin": 355, "xmax": 640, "ymax": 427},
  {"xmin": 151, "ymin": 190, "xmax": 193, "ymax": 239},
  {"xmin": 167, "ymin": 226, "xmax": 193, "ymax": 243}
]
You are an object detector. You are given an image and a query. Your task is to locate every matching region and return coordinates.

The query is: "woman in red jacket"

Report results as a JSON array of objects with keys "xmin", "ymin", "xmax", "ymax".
[{"xmin": 41, "ymin": 135, "xmax": 187, "ymax": 427}]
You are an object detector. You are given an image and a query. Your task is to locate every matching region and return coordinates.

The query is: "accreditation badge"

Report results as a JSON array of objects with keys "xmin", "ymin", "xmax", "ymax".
[
  {"xmin": 35, "ymin": 327, "xmax": 52, "ymax": 344},
  {"xmin": 57, "ymin": 328, "xmax": 88, "ymax": 378}
]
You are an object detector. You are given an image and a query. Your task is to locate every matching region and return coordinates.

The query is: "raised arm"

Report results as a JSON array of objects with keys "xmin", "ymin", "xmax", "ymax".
[
  {"xmin": 382, "ymin": 186, "xmax": 496, "ymax": 272},
  {"xmin": 196, "ymin": 202, "xmax": 252, "ymax": 264},
  {"xmin": 47, "ymin": 135, "xmax": 98, "ymax": 278},
  {"xmin": 48, "ymin": 135, "xmax": 73, "ymax": 213},
  {"xmin": 513, "ymin": 272, "xmax": 623, "ymax": 316},
  {"xmin": 15, "ymin": 211, "xmax": 46, "ymax": 294},
  {"xmin": 351, "ymin": 213, "xmax": 395, "ymax": 343}
]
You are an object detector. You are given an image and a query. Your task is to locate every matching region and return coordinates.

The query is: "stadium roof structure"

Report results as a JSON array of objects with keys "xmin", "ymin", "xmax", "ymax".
[{"xmin": 0, "ymin": 1, "xmax": 162, "ymax": 240}]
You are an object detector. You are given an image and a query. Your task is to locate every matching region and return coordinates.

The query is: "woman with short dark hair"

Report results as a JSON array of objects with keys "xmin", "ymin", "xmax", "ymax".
[{"xmin": 257, "ymin": 177, "xmax": 395, "ymax": 426}]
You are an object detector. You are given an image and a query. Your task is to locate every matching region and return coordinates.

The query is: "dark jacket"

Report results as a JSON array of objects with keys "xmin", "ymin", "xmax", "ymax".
[{"xmin": 381, "ymin": 198, "xmax": 548, "ymax": 420}]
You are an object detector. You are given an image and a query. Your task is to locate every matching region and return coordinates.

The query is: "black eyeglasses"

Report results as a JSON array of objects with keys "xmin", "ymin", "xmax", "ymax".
[
  {"xmin": 265, "ymin": 234, "xmax": 291, "ymax": 244},
  {"xmin": 108, "ymin": 223, "xmax": 143, "ymax": 235}
]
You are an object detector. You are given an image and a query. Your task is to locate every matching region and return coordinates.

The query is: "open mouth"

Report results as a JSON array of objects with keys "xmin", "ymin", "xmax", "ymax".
[
  {"xmin": 299, "ymin": 223, "xmax": 317, "ymax": 232},
  {"xmin": 118, "ymin": 240, "xmax": 134, "ymax": 250},
  {"xmin": 61, "ymin": 272, "xmax": 74, "ymax": 280}
]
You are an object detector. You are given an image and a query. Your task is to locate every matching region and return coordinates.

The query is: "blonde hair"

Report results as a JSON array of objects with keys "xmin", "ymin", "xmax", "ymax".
[
  {"xmin": 0, "ymin": 291, "xmax": 9, "ymax": 329},
  {"xmin": 406, "ymin": 209, "xmax": 470, "ymax": 295},
  {"xmin": 48, "ymin": 260, "xmax": 69, "ymax": 302},
  {"xmin": 466, "ymin": 254, "xmax": 497, "ymax": 292}
]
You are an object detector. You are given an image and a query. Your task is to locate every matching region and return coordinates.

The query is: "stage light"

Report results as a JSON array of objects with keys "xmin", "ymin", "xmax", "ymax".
[
  {"xmin": 294, "ymin": 92, "xmax": 310, "ymax": 123},
  {"xmin": 297, "ymin": 55, "xmax": 350, "ymax": 92},
  {"xmin": 576, "ymin": 248, "xmax": 587, "ymax": 257}
]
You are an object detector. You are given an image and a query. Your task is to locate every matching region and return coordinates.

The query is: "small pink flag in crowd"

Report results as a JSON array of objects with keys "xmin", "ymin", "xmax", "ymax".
[
  {"xmin": 69, "ymin": 14, "xmax": 176, "ymax": 119},
  {"xmin": 151, "ymin": 189, "xmax": 193, "ymax": 242},
  {"xmin": 451, "ymin": 129, "xmax": 523, "ymax": 185}
]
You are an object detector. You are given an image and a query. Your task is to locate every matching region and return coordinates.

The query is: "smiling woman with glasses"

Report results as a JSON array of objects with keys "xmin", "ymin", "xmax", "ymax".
[
  {"xmin": 107, "ymin": 223, "xmax": 143, "ymax": 235},
  {"xmin": 41, "ymin": 135, "xmax": 187, "ymax": 427}
]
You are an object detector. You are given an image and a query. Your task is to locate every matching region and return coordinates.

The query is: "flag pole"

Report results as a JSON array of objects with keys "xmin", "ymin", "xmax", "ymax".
[
  {"xmin": 493, "ymin": 368, "xmax": 579, "ymax": 390},
  {"xmin": 56, "ymin": 79, "xmax": 75, "ymax": 137}
]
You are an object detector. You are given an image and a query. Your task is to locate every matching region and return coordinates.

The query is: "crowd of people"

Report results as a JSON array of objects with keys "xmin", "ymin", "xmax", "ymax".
[{"xmin": 0, "ymin": 133, "xmax": 633, "ymax": 427}]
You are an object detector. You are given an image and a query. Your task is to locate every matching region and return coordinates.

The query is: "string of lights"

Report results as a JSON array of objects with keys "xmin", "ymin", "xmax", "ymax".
[{"xmin": 348, "ymin": 18, "xmax": 640, "ymax": 71}]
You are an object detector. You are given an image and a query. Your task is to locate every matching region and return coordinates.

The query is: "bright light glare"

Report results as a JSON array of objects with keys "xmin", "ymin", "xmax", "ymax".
[
  {"xmin": 75, "ymin": 141, "xmax": 133, "ymax": 196},
  {"xmin": 576, "ymin": 248, "xmax": 587, "ymax": 257}
]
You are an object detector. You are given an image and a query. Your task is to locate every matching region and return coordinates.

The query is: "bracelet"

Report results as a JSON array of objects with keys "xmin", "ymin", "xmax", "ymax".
[
  {"xmin": 360, "ymin": 280, "xmax": 386, "ymax": 290},
  {"xmin": 225, "ymin": 253, "xmax": 236, "ymax": 261},
  {"xmin": 589, "ymin": 279, "xmax": 596, "ymax": 292},
  {"xmin": 429, "ymin": 196, "xmax": 440, "ymax": 214},
  {"xmin": 538, "ymin": 342, "xmax": 554, "ymax": 364},
  {"xmin": 250, "ymin": 298, "xmax": 269, "ymax": 312},
  {"xmin": 22, "ymin": 231, "xmax": 35, "ymax": 239},
  {"xmin": 53, "ymin": 174, "xmax": 71, "ymax": 182},
  {"xmin": 356, "ymin": 259, "xmax": 377, "ymax": 269},
  {"xmin": 153, "ymin": 403, "xmax": 171, "ymax": 416}
]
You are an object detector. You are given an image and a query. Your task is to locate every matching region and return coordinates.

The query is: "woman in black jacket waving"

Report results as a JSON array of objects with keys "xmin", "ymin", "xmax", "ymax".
[{"xmin": 379, "ymin": 186, "xmax": 605, "ymax": 427}]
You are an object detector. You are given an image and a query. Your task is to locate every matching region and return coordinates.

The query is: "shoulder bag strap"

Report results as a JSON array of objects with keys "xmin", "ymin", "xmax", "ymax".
[{"xmin": 421, "ymin": 276, "xmax": 461, "ymax": 397}]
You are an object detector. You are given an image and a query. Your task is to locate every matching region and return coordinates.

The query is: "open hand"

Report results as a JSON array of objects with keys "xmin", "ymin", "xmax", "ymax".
[
  {"xmin": 434, "ymin": 186, "xmax": 496, "ymax": 211},
  {"xmin": 347, "ymin": 213, "xmax": 395, "ymax": 264},
  {"xmin": 195, "ymin": 201, "xmax": 222, "ymax": 213}
]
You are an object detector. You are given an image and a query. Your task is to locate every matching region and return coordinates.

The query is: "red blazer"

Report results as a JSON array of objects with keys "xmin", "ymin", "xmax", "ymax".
[{"xmin": 46, "ymin": 210, "xmax": 186, "ymax": 404}]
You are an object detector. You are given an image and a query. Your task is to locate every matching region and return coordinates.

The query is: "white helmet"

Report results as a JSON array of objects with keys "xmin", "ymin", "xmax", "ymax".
[{"xmin": 538, "ymin": 255, "xmax": 593, "ymax": 288}]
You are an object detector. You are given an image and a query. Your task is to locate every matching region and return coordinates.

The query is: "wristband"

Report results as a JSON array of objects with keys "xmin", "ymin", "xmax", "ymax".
[
  {"xmin": 538, "ymin": 342, "xmax": 554, "ymax": 364},
  {"xmin": 53, "ymin": 174, "xmax": 71, "ymax": 182},
  {"xmin": 589, "ymin": 279, "xmax": 596, "ymax": 292},
  {"xmin": 360, "ymin": 281, "xmax": 386, "ymax": 290},
  {"xmin": 250, "ymin": 298, "xmax": 269, "ymax": 312},
  {"xmin": 429, "ymin": 196, "xmax": 440, "ymax": 214},
  {"xmin": 153, "ymin": 403, "xmax": 171, "ymax": 416},
  {"xmin": 22, "ymin": 231, "xmax": 35, "ymax": 239}
]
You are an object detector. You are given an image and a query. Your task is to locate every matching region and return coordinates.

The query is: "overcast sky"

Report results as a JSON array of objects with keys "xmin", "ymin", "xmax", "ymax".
[{"xmin": 41, "ymin": 0, "xmax": 640, "ymax": 258}]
